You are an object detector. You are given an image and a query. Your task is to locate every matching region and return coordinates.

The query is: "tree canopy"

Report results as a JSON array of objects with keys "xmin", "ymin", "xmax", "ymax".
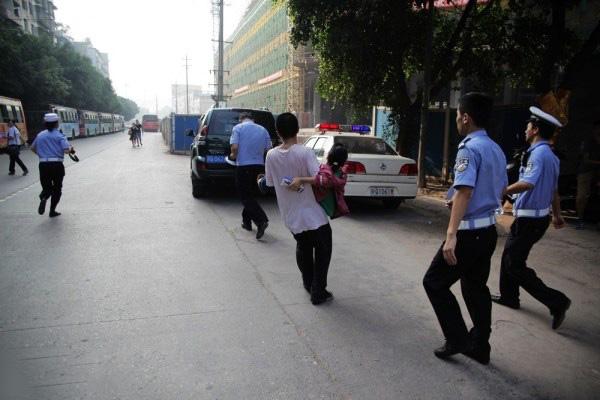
[
  {"xmin": 284, "ymin": 0, "xmax": 598, "ymax": 153},
  {"xmin": 0, "ymin": 22, "xmax": 138, "ymax": 120}
]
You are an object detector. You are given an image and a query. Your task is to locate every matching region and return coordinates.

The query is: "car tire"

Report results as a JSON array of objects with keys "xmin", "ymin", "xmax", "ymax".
[
  {"xmin": 382, "ymin": 198, "xmax": 403, "ymax": 209},
  {"xmin": 191, "ymin": 173, "xmax": 208, "ymax": 198}
]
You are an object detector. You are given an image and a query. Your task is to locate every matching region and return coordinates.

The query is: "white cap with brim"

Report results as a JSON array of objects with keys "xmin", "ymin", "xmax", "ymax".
[
  {"xmin": 528, "ymin": 106, "xmax": 562, "ymax": 128},
  {"xmin": 44, "ymin": 113, "xmax": 59, "ymax": 123}
]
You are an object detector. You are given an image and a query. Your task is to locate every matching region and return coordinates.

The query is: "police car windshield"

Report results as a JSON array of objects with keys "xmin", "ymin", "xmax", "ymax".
[{"xmin": 334, "ymin": 137, "xmax": 396, "ymax": 155}]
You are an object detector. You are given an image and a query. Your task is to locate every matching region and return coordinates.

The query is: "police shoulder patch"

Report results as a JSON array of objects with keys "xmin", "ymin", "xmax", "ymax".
[
  {"xmin": 455, "ymin": 157, "xmax": 469, "ymax": 173},
  {"xmin": 525, "ymin": 160, "xmax": 534, "ymax": 174}
]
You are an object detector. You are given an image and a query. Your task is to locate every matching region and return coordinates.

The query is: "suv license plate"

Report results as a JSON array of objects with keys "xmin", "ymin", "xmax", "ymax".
[
  {"xmin": 370, "ymin": 187, "xmax": 394, "ymax": 196},
  {"xmin": 207, "ymin": 155, "xmax": 226, "ymax": 164}
]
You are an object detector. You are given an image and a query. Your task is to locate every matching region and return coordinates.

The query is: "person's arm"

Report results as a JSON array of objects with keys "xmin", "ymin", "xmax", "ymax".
[
  {"xmin": 551, "ymin": 190, "xmax": 565, "ymax": 229},
  {"xmin": 443, "ymin": 146, "xmax": 477, "ymax": 265},
  {"xmin": 230, "ymin": 144, "xmax": 239, "ymax": 160},
  {"xmin": 289, "ymin": 149, "xmax": 321, "ymax": 190},
  {"xmin": 264, "ymin": 152, "xmax": 275, "ymax": 187},
  {"xmin": 505, "ymin": 181, "xmax": 534, "ymax": 196}
]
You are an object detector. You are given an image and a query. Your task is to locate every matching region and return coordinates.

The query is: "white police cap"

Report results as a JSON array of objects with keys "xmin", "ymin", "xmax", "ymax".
[
  {"xmin": 44, "ymin": 113, "xmax": 59, "ymax": 122},
  {"xmin": 528, "ymin": 106, "xmax": 562, "ymax": 128}
]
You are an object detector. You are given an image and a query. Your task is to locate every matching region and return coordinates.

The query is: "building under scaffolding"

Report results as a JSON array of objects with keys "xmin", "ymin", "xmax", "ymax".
[{"xmin": 223, "ymin": 0, "xmax": 352, "ymax": 128}]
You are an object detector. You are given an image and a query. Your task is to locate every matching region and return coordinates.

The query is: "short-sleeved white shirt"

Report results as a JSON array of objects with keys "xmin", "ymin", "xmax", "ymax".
[{"xmin": 265, "ymin": 144, "xmax": 328, "ymax": 234}]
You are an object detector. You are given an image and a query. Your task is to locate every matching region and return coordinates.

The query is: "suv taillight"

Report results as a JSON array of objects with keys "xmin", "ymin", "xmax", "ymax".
[
  {"xmin": 200, "ymin": 126, "xmax": 208, "ymax": 137},
  {"xmin": 399, "ymin": 163, "xmax": 418, "ymax": 176},
  {"xmin": 344, "ymin": 161, "xmax": 366, "ymax": 174}
]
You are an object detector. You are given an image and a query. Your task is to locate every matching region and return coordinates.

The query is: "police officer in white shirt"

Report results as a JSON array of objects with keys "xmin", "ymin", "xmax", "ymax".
[
  {"xmin": 491, "ymin": 107, "xmax": 571, "ymax": 330},
  {"xmin": 5, "ymin": 120, "xmax": 29, "ymax": 176},
  {"xmin": 31, "ymin": 113, "xmax": 74, "ymax": 218}
]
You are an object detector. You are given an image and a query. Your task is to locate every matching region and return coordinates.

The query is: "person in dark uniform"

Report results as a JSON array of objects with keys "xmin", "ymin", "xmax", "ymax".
[
  {"xmin": 30, "ymin": 113, "xmax": 74, "ymax": 218},
  {"xmin": 491, "ymin": 107, "xmax": 571, "ymax": 329},
  {"xmin": 5, "ymin": 120, "xmax": 29, "ymax": 176},
  {"xmin": 423, "ymin": 92, "xmax": 507, "ymax": 365}
]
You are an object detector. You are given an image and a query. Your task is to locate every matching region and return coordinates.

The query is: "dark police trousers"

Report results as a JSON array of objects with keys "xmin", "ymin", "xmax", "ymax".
[
  {"xmin": 235, "ymin": 165, "xmax": 268, "ymax": 226},
  {"xmin": 423, "ymin": 225, "xmax": 497, "ymax": 346},
  {"xmin": 39, "ymin": 162, "xmax": 65, "ymax": 212},
  {"xmin": 293, "ymin": 223, "xmax": 332, "ymax": 295},
  {"xmin": 499, "ymin": 216, "xmax": 569, "ymax": 312},
  {"xmin": 8, "ymin": 145, "xmax": 28, "ymax": 173}
]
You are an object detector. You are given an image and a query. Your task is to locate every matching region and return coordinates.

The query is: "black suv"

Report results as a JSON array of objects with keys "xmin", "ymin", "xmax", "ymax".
[{"xmin": 189, "ymin": 108, "xmax": 278, "ymax": 197}]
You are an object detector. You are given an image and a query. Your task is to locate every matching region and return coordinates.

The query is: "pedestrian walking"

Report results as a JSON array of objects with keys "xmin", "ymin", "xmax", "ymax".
[
  {"xmin": 264, "ymin": 113, "xmax": 334, "ymax": 305},
  {"xmin": 5, "ymin": 120, "xmax": 28, "ymax": 176},
  {"xmin": 135, "ymin": 119, "xmax": 143, "ymax": 146},
  {"xmin": 230, "ymin": 112, "xmax": 272, "ymax": 239},
  {"xmin": 491, "ymin": 107, "xmax": 572, "ymax": 329},
  {"xmin": 30, "ymin": 113, "xmax": 74, "ymax": 218},
  {"xmin": 423, "ymin": 92, "xmax": 507, "ymax": 365},
  {"xmin": 575, "ymin": 120, "xmax": 600, "ymax": 229}
]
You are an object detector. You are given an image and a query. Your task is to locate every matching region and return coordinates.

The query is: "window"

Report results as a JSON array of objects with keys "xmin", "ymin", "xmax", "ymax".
[
  {"xmin": 334, "ymin": 137, "xmax": 397, "ymax": 155},
  {"xmin": 0, "ymin": 105, "xmax": 8, "ymax": 122},
  {"xmin": 312, "ymin": 137, "xmax": 328, "ymax": 157},
  {"xmin": 304, "ymin": 137, "xmax": 318, "ymax": 149},
  {"xmin": 14, "ymin": 106, "xmax": 23, "ymax": 122}
]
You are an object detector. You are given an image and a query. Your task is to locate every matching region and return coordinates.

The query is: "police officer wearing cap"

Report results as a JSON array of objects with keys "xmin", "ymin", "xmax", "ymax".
[
  {"xmin": 491, "ymin": 107, "xmax": 571, "ymax": 330},
  {"xmin": 31, "ymin": 113, "xmax": 74, "ymax": 218},
  {"xmin": 423, "ymin": 92, "xmax": 507, "ymax": 365}
]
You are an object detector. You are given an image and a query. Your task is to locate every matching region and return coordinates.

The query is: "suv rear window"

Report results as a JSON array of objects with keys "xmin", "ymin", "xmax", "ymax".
[
  {"xmin": 207, "ymin": 110, "xmax": 277, "ymax": 141},
  {"xmin": 334, "ymin": 137, "xmax": 397, "ymax": 155}
]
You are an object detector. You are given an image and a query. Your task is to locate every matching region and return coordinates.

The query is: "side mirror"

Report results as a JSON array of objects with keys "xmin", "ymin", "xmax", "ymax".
[{"xmin": 186, "ymin": 129, "xmax": 195, "ymax": 137}]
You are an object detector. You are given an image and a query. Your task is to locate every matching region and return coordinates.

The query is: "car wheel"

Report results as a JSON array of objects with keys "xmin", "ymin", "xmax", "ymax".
[
  {"xmin": 191, "ymin": 173, "xmax": 208, "ymax": 198},
  {"xmin": 382, "ymin": 198, "xmax": 403, "ymax": 209}
]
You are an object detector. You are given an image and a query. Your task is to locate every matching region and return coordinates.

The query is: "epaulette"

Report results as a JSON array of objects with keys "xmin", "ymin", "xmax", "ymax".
[{"xmin": 458, "ymin": 137, "xmax": 471, "ymax": 149}]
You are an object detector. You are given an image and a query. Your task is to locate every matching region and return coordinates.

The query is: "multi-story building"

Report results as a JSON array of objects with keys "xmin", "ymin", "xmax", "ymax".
[
  {"xmin": 71, "ymin": 39, "xmax": 110, "ymax": 79},
  {"xmin": 171, "ymin": 84, "xmax": 213, "ymax": 115},
  {"xmin": 1, "ymin": 0, "xmax": 56, "ymax": 37},
  {"xmin": 222, "ymin": 0, "xmax": 351, "ymax": 128}
]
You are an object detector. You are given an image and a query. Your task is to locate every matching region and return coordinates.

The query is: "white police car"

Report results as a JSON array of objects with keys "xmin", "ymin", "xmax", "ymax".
[{"xmin": 304, "ymin": 124, "xmax": 418, "ymax": 208}]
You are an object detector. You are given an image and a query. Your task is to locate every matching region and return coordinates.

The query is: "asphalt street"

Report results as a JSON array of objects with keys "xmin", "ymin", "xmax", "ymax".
[{"xmin": 0, "ymin": 131, "xmax": 598, "ymax": 399}]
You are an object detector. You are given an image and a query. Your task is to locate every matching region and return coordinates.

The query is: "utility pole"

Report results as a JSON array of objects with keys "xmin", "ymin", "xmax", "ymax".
[
  {"xmin": 175, "ymin": 83, "xmax": 179, "ymax": 114},
  {"xmin": 417, "ymin": 0, "xmax": 435, "ymax": 189},
  {"xmin": 217, "ymin": 0, "xmax": 225, "ymax": 104},
  {"xmin": 184, "ymin": 55, "xmax": 191, "ymax": 114}
]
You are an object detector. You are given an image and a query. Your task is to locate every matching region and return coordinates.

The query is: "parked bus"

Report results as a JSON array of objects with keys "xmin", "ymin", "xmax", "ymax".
[
  {"xmin": 50, "ymin": 104, "xmax": 79, "ymax": 139},
  {"xmin": 142, "ymin": 114, "xmax": 160, "ymax": 132},
  {"xmin": 80, "ymin": 110, "xmax": 100, "ymax": 136},
  {"xmin": 0, "ymin": 96, "xmax": 28, "ymax": 148},
  {"xmin": 114, "ymin": 115, "xmax": 125, "ymax": 132},
  {"xmin": 99, "ymin": 112, "xmax": 114, "ymax": 134}
]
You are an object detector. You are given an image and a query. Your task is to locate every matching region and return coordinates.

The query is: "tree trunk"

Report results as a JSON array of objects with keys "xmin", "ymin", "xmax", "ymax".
[{"xmin": 535, "ymin": 0, "xmax": 566, "ymax": 94}]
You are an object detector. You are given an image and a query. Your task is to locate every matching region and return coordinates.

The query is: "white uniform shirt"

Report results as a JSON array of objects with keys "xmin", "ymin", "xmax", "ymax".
[
  {"xmin": 265, "ymin": 144, "xmax": 328, "ymax": 234},
  {"xmin": 7, "ymin": 126, "xmax": 21, "ymax": 146}
]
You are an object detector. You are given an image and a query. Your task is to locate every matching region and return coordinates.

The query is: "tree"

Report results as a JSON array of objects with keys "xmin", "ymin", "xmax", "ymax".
[
  {"xmin": 118, "ymin": 96, "xmax": 140, "ymax": 121},
  {"xmin": 0, "ymin": 23, "xmax": 139, "ymax": 120},
  {"xmin": 284, "ymin": 0, "xmax": 597, "ymax": 176}
]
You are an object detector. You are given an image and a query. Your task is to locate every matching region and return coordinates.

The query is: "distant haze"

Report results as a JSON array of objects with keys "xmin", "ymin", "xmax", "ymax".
[{"xmin": 54, "ymin": 0, "xmax": 253, "ymax": 113}]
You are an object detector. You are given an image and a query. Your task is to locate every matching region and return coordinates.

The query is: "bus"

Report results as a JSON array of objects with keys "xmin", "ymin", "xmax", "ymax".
[
  {"xmin": 50, "ymin": 104, "xmax": 79, "ymax": 139},
  {"xmin": 0, "ymin": 96, "xmax": 28, "ymax": 148},
  {"xmin": 79, "ymin": 110, "xmax": 100, "ymax": 136},
  {"xmin": 99, "ymin": 112, "xmax": 114, "ymax": 134},
  {"xmin": 142, "ymin": 114, "xmax": 160, "ymax": 132}
]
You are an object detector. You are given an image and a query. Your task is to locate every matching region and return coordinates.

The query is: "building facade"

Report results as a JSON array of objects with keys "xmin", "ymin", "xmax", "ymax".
[
  {"xmin": 71, "ymin": 39, "xmax": 110, "ymax": 79},
  {"xmin": 171, "ymin": 84, "xmax": 213, "ymax": 115},
  {"xmin": 1, "ymin": 0, "xmax": 56, "ymax": 37},
  {"xmin": 222, "ymin": 0, "xmax": 353, "ymax": 128}
]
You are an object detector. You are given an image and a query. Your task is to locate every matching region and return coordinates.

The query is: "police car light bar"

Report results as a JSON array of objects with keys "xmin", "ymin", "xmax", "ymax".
[
  {"xmin": 316, "ymin": 123, "xmax": 341, "ymax": 132},
  {"xmin": 351, "ymin": 125, "xmax": 371, "ymax": 133}
]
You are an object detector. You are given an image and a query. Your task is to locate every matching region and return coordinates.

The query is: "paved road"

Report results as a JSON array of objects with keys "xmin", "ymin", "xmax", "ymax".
[{"xmin": 0, "ymin": 132, "xmax": 598, "ymax": 399}]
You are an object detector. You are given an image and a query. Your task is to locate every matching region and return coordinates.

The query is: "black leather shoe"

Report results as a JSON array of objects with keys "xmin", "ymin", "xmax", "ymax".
[
  {"xmin": 256, "ymin": 221, "xmax": 268, "ymax": 239},
  {"xmin": 491, "ymin": 294, "xmax": 520, "ymax": 310},
  {"xmin": 38, "ymin": 199, "xmax": 47, "ymax": 215},
  {"xmin": 552, "ymin": 298, "xmax": 571, "ymax": 330},
  {"xmin": 49, "ymin": 211, "xmax": 61, "ymax": 218},
  {"xmin": 463, "ymin": 342, "xmax": 491, "ymax": 365},
  {"xmin": 241, "ymin": 221, "xmax": 252, "ymax": 231},
  {"xmin": 311, "ymin": 290, "xmax": 333, "ymax": 305},
  {"xmin": 433, "ymin": 341, "xmax": 468, "ymax": 359}
]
